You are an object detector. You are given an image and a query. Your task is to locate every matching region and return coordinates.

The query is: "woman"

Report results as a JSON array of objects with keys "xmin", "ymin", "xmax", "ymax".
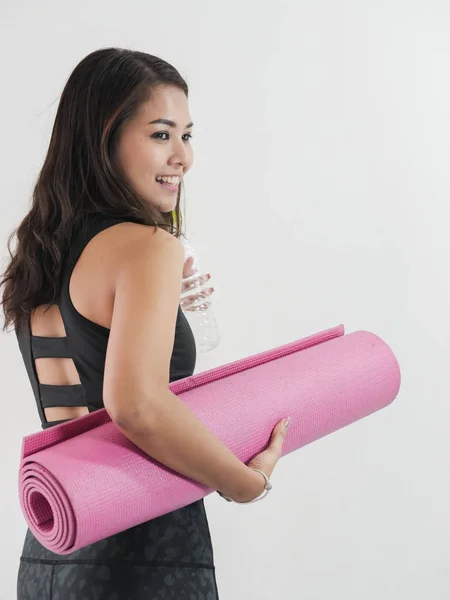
[{"xmin": 1, "ymin": 47, "xmax": 290, "ymax": 599}]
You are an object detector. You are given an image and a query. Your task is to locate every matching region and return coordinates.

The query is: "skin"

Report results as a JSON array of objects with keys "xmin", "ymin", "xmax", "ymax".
[
  {"xmin": 114, "ymin": 84, "xmax": 213, "ymax": 307},
  {"xmin": 114, "ymin": 84, "xmax": 194, "ymax": 213},
  {"xmin": 35, "ymin": 84, "xmax": 212, "ymax": 425}
]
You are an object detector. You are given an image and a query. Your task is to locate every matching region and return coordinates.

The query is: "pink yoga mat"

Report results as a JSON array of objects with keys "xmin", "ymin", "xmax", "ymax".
[{"xmin": 18, "ymin": 324, "xmax": 401, "ymax": 555}]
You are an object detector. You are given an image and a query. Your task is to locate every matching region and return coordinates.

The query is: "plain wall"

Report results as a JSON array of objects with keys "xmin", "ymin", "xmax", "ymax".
[{"xmin": 1, "ymin": 1, "xmax": 449, "ymax": 598}]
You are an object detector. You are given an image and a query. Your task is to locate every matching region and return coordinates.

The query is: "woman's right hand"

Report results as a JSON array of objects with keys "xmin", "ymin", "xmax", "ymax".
[{"xmin": 217, "ymin": 417, "xmax": 292, "ymax": 503}]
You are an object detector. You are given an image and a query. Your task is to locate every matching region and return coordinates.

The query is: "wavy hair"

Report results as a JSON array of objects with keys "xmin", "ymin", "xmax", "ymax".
[{"xmin": 0, "ymin": 47, "xmax": 189, "ymax": 335}]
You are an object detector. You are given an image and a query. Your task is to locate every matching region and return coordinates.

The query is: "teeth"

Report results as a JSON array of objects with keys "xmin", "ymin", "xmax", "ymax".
[{"xmin": 157, "ymin": 176, "xmax": 180, "ymax": 185}]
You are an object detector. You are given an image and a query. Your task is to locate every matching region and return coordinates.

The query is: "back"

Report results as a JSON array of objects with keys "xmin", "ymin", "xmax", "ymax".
[
  {"xmin": 15, "ymin": 212, "xmax": 196, "ymax": 430},
  {"xmin": 16, "ymin": 213, "xmax": 219, "ymax": 600}
]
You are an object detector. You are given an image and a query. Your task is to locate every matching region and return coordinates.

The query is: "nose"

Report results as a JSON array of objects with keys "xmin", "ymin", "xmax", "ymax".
[{"xmin": 169, "ymin": 138, "xmax": 190, "ymax": 168}]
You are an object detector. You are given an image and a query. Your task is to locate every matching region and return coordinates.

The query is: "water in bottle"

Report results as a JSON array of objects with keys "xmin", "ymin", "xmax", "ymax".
[{"xmin": 180, "ymin": 236, "xmax": 220, "ymax": 353}]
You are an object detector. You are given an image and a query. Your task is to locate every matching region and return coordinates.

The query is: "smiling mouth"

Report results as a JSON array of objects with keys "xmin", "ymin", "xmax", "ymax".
[
  {"xmin": 155, "ymin": 177, "xmax": 180, "ymax": 192},
  {"xmin": 156, "ymin": 176, "xmax": 181, "ymax": 185}
]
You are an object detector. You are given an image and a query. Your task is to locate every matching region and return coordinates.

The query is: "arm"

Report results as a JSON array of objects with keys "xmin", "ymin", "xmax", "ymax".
[{"xmin": 103, "ymin": 226, "xmax": 264, "ymax": 502}]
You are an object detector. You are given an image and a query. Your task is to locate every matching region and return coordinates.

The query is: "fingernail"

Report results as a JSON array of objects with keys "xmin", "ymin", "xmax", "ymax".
[{"xmin": 284, "ymin": 417, "xmax": 291, "ymax": 429}]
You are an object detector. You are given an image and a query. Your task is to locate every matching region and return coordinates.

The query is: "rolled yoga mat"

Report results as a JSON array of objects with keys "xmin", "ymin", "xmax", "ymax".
[{"xmin": 18, "ymin": 324, "xmax": 401, "ymax": 555}]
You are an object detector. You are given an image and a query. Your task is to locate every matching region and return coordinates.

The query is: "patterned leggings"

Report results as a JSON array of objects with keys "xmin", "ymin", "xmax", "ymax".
[{"xmin": 17, "ymin": 499, "xmax": 220, "ymax": 599}]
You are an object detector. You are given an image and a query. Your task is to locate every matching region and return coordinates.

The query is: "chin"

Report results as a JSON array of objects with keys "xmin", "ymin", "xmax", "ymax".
[
  {"xmin": 160, "ymin": 200, "xmax": 178, "ymax": 213},
  {"xmin": 146, "ymin": 198, "xmax": 177, "ymax": 213}
]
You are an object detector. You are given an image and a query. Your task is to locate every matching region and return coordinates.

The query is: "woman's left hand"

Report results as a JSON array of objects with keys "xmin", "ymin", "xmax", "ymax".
[{"xmin": 181, "ymin": 256, "xmax": 214, "ymax": 312}]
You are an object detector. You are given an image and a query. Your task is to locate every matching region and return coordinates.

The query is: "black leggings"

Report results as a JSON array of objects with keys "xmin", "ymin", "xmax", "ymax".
[{"xmin": 17, "ymin": 499, "xmax": 220, "ymax": 599}]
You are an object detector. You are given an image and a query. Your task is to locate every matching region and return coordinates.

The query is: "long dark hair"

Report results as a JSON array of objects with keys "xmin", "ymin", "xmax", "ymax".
[{"xmin": 0, "ymin": 47, "xmax": 189, "ymax": 335}]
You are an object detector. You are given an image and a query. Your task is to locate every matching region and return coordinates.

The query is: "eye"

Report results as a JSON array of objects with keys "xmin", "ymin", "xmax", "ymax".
[
  {"xmin": 151, "ymin": 132, "xmax": 193, "ymax": 142},
  {"xmin": 152, "ymin": 132, "xmax": 170, "ymax": 140}
]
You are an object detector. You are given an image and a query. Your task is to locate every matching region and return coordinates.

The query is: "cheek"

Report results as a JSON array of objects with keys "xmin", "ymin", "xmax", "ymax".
[
  {"xmin": 116, "ymin": 142, "xmax": 149, "ymax": 181},
  {"xmin": 139, "ymin": 144, "xmax": 161, "ymax": 175},
  {"xmin": 123, "ymin": 137, "xmax": 158, "ymax": 171}
]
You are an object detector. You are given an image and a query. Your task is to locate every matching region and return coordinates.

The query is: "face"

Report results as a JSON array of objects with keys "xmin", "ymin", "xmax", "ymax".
[{"xmin": 114, "ymin": 84, "xmax": 194, "ymax": 212}]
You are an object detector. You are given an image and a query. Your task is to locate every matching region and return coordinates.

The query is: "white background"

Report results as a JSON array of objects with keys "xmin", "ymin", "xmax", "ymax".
[{"xmin": 1, "ymin": 1, "xmax": 449, "ymax": 598}]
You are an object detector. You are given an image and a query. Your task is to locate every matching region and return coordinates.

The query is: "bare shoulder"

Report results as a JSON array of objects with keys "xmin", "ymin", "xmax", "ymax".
[
  {"xmin": 102, "ymin": 222, "xmax": 186, "ymax": 421},
  {"xmin": 114, "ymin": 221, "xmax": 183, "ymax": 261},
  {"xmin": 99, "ymin": 221, "xmax": 181, "ymax": 258},
  {"xmin": 70, "ymin": 221, "xmax": 183, "ymax": 332},
  {"xmin": 85, "ymin": 220, "xmax": 184, "ymax": 284}
]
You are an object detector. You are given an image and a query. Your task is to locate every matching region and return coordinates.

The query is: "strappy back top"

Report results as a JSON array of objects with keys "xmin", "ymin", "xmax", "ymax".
[{"xmin": 15, "ymin": 213, "xmax": 197, "ymax": 430}]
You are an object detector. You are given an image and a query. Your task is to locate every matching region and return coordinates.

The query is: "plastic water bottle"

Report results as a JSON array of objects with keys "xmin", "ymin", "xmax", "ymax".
[{"xmin": 180, "ymin": 236, "xmax": 220, "ymax": 353}]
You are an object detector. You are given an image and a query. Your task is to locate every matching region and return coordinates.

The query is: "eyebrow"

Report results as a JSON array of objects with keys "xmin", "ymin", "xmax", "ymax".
[{"xmin": 149, "ymin": 118, "xmax": 194, "ymax": 129}]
